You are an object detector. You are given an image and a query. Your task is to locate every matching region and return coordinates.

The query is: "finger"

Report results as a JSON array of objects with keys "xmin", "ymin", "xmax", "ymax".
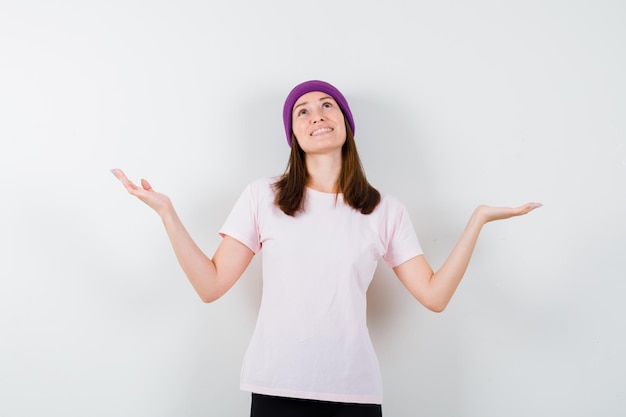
[
  {"xmin": 525, "ymin": 202, "xmax": 542, "ymax": 211},
  {"xmin": 111, "ymin": 168, "xmax": 142, "ymax": 194},
  {"xmin": 110, "ymin": 168, "xmax": 128, "ymax": 183},
  {"xmin": 141, "ymin": 179, "xmax": 153, "ymax": 191},
  {"xmin": 518, "ymin": 202, "xmax": 542, "ymax": 215}
]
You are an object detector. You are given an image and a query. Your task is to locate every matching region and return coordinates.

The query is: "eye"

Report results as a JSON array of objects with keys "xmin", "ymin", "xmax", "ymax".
[
  {"xmin": 322, "ymin": 101, "xmax": 333, "ymax": 109},
  {"xmin": 297, "ymin": 108, "xmax": 308, "ymax": 117}
]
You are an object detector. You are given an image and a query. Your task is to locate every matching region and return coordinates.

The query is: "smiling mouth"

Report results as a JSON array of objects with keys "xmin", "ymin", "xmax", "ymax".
[{"xmin": 310, "ymin": 127, "xmax": 333, "ymax": 136}]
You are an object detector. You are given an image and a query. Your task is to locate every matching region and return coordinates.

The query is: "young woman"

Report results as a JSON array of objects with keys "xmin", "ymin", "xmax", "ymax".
[{"xmin": 112, "ymin": 80, "xmax": 540, "ymax": 417}]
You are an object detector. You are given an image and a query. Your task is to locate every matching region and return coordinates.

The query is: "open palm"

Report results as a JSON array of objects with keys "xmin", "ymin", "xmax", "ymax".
[
  {"xmin": 476, "ymin": 202, "xmax": 542, "ymax": 224},
  {"xmin": 111, "ymin": 168, "xmax": 173, "ymax": 216}
]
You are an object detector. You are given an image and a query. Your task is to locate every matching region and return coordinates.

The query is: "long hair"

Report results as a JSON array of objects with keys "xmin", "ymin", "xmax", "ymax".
[{"xmin": 273, "ymin": 121, "xmax": 381, "ymax": 216}]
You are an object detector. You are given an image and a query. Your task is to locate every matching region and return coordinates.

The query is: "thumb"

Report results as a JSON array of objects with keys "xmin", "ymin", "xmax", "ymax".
[{"xmin": 141, "ymin": 179, "xmax": 153, "ymax": 191}]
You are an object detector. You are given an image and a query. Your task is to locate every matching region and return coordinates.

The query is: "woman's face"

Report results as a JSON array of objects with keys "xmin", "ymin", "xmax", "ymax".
[{"xmin": 291, "ymin": 91, "xmax": 347, "ymax": 155}]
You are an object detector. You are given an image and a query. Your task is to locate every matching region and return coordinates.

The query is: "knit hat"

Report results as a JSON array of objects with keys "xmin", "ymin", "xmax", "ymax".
[{"xmin": 282, "ymin": 80, "xmax": 355, "ymax": 147}]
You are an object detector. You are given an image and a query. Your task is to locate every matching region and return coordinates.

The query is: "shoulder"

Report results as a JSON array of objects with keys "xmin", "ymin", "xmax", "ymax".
[
  {"xmin": 376, "ymin": 191, "xmax": 408, "ymax": 213},
  {"xmin": 248, "ymin": 176, "xmax": 276, "ymax": 190},
  {"xmin": 245, "ymin": 176, "xmax": 280, "ymax": 200},
  {"xmin": 368, "ymin": 192, "xmax": 413, "ymax": 227}
]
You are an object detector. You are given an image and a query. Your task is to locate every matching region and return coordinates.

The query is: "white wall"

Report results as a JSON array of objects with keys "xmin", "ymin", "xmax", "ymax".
[{"xmin": 1, "ymin": 1, "xmax": 625, "ymax": 416}]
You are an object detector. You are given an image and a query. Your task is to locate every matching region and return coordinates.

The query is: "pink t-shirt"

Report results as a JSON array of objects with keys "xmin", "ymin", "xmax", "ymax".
[{"xmin": 219, "ymin": 177, "xmax": 423, "ymax": 404}]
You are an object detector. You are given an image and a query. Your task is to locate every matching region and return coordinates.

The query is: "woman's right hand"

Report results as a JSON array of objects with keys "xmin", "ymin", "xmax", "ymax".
[
  {"xmin": 111, "ymin": 168, "xmax": 254, "ymax": 302},
  {"xmin": 111, "ymin": 168, "xmax": 173, "ymax": 217}
]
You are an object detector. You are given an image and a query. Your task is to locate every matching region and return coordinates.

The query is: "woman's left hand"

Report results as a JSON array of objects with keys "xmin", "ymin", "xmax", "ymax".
[{"xmin": 475, "ymin": 202, "xmax": 542, "ymax": 224}]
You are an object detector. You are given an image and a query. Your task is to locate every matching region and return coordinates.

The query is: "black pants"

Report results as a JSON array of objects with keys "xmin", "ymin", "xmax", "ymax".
[{"xmin": 250, "ymin": 393, "xmax": 383, "ymax": 417}]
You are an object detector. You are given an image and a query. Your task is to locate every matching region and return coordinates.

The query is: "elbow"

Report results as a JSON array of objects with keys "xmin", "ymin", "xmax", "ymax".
[
  {"xmin": 196, "ymin": 278, "xmax": 228, "ymax": 303},
  {"xmin": 422, "ymin": 298, "xmax": 449, "ymax": 313},
  {"xmin": 428, "ymin": 304, "xmax": 447, "ymax": 313},
  {"xmin": 198, "ymin": 289, "xmax": 223, "ymax": 304},
  {"xmin": 200, "ymin": 294, "xmax": 221, "ymax": 304},
  {"xmin": 200, "ymin": 294, "xmax": 218, "ymax": 303}
]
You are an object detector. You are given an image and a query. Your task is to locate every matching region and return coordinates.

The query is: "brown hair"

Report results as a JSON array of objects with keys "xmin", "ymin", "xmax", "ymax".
[{"xmin": 273, "ymin": 121, "xmax": 381, "ymax": 216}]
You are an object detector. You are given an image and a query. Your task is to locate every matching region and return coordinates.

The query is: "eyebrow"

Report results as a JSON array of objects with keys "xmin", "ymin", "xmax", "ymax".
[{"xmin": 293, "ymin": 96, "xmax": 334, "ymax": 112}]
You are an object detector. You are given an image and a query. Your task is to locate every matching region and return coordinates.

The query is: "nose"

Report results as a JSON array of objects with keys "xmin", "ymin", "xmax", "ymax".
[{"xmin": 311, "ymin": 112, "xmax": 324, "ymax": 124}]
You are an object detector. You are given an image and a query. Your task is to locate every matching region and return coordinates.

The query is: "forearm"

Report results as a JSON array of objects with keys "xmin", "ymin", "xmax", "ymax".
[
  {"xmin": 159, "ymin": 208, "xmax": 219, "ymax": 300},
  {"xmin": 395, "ymin": 203, "xmax": 539, "ymax": 312},
  {"xmin": 428, "ymin": 209, "xmax": 486, "ymax": 310},
  {"xmin": 112, "ymin": 168, "xmax": 253, "ymax": 301}
]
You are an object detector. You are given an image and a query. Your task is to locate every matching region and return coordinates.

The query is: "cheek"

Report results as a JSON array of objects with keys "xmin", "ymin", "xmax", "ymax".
[
  {"xmin": 335, "ymin": 119, "xmax": 347, "ymax": 137},
  {"xmin": 292, "ymin": 120, "xmax": 307, "ymax": 140},
  {"xmin": 291, "ymin": 126, "xmax": 304, "ymax": 144}
]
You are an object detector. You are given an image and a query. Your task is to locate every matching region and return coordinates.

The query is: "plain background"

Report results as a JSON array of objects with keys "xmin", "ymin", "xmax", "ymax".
[{"xmin": 1, "ymin": 1, "xmax": 625, "ymax": 416}]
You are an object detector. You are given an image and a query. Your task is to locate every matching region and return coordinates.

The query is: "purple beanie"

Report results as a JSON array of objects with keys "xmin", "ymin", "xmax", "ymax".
[{"xmin": 282, "ymin": 80, "xmax": 355, "ymax": 147}]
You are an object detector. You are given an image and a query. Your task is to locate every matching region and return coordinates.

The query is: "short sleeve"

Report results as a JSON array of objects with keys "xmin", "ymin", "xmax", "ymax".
[
  {"xmin": 382, "ymin": 200, "xmax": 423, "ymax": 268},
  {"xmin": 219, "ymin": 183, "xmax": 262, "ymax": 254}
]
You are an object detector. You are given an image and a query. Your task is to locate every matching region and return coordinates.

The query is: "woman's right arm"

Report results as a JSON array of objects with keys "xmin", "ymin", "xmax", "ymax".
[{"xmin": 111, "ymin": 169, "xmax": 254, "ymax": 302}]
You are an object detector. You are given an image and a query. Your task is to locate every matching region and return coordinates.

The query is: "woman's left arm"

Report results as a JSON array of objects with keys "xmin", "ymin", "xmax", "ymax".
[{"xmin": 393, "ymin": 203, "xmax": 541, "ymax": 312}]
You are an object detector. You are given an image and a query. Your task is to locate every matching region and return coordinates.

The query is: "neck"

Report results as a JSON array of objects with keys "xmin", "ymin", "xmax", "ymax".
[{"xmin": 305, "ymin": 152, "xmax": 342, "ymax": 193}]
